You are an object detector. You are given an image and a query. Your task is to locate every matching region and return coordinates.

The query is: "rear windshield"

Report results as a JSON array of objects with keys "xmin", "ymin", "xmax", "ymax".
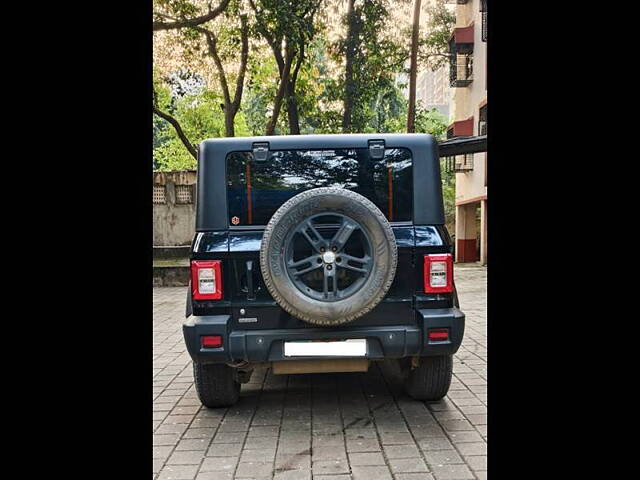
[{"xmin": 226, "ymin": 148, "xmax": 413, "ymax": 226}]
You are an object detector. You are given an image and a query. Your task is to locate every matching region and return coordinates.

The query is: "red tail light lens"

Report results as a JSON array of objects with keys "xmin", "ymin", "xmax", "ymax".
[
  {"xmin": 427, "ymin": 329, "xmax": 450, "ymax": 342},
  {"xmin": 201, "ymin": 335, "xmax": 223, "ymax": 348},
  {"xmin": 424, "ymin": 254, "xmax": 453, "ymax": 293},
  {"xmin": 191, "ymin": 260, "xmax": 223, "ymax": 300}
]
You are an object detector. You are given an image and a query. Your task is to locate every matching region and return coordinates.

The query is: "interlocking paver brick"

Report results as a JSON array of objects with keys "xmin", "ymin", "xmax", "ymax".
[
  {"xmin": 240, "ymin": 447, "xmax": 276, "ymax": 462},
  {"xmin": 395, "ymin": 474, "xmax": 435, "ymax": 480},
  {"xmin": 346, "ymin": 438, "xmax": 381, "ymax": 452},
  {"xmin": 275, "ymin": 453, "xmax": 311, "ymax": 470},
  {"xmin": 348, "ymin": 452, "xmax": 386, "ymax": 466},
  {"xmin": 166, "ymin": 450, "xmax": 206, "ymax": 465},
  {"xmin": 157, "ymin": 464, "xmax": 199, "ymax": 480},
  {"xmin": 311, "ymin": 445, "xmax": 347, "ymax": 461},
  {"xmin": 382, "ymin": 444, "xmax": 420, "ymax": 459},
  {"xmin": 424, "ymin": 449, "xmax": 465, "ymax": 465},
  {"xmin": 464, "ymin": 455, "xmax": 487, "ymax": 472},
  {"xmin": 206, "ymin": 443, "xmax": 243, "ymax": 457},
  {"xmin": 199, "ymin": 456, "xmax": 238, "ymax": 473},
  {"xmin": 455, "ymin": 442, "xmax": 486, "ymax": 456},
  {"xmin": 312, "ymin": 459, "xmax": 350, "ymax": 475},
  {"xmin": 153, "ymin": 264, "xmax": 487, "ymax": 480},
  {"xmin": 430, "ymin": 463, "xmax": 475, "ymax": 480},
  {"xmin": 388, "ymin": 457, "xmax": 430, "ymax": 473},
  {"xmin": 273, "ymin": 469, "xmax": 312, "ymax": 480},
  {"xmin": 235, "ymin": 461, "xmax": 275, "ymax": 477},
  {"xmin": 350, "ymin": 465, "xmax": 393, "ymax": 480}
]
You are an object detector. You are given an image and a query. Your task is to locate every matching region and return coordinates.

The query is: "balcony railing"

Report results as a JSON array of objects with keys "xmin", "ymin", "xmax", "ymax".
[
  {"xmin": 449, "ymin": 27, "xmax": 474, "ymax": 87},
  {"xmin": 450, "ymin": 53, "xmax": 473, "ymax": 87}
]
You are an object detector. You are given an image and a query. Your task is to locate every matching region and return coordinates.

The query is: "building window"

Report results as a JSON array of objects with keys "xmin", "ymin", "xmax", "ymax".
[
  {"xmin": 454, "ymin": 153, "xmax": 474, "ymax": 172},
  {"xmin": 449, "ymin": 27, "xmax": 474, "ymax": 88},
  {"xmin": 153, "ymin": 185, "xmax": 166, "ymax": 205},
  {"xmin": 478, "ymin": 104, "xmax": 487, "ymax": 136},
  {"xmin": 175, "ymin": 185, "xmax": 194, "ymax": 204},
  {"xmin": 480, "ymin": 0, "xmax": 487, "ymax": 42}
]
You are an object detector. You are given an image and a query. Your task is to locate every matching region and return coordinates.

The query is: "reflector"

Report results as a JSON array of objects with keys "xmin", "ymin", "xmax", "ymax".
[
  {"xmin": 201, "ymin": 335, "xmax": 222, "ymax": 348},
  {"xmin": 428, "ymin": 329, "xmax": 450, "ymax": 341}
]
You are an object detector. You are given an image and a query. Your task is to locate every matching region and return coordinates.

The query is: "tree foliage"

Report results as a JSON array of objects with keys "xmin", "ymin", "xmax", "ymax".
[
  {"xmin": 153, "ymin": 0, "xmax": 455, "ymax": 172},
  {"xmin": 419, "ymin": 0, "xmax": 455, "ymax": 71}
]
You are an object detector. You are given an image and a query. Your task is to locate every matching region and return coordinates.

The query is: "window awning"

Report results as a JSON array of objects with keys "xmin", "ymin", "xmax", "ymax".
[
  {"xmin": 454, "ymin": 24, "xmax": 474, "ymax": 44},
  {"xmin": 447, "ymin": 117, "xmax": 474, "ymax": 137}
]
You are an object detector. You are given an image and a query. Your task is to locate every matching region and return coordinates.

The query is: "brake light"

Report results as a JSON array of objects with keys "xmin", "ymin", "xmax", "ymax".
[
  {"xmin": 424, "ymin": 254, "xmax": 453, "ymax": 293},
  {"xmin": 191, "ymin": 260, "xmax": 223, "ymax": 300}
]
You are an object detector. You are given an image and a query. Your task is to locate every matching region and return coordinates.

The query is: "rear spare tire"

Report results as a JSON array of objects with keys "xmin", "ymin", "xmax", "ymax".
[{"xmin": 260, "ymin": 187, "xmax": 397, "ymax": 326}]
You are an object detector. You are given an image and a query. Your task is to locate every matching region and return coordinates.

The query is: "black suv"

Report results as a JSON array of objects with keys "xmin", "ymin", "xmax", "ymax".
[{"xmin": 183, "ymin": 134, "xmax": 465, "ymax": 407}]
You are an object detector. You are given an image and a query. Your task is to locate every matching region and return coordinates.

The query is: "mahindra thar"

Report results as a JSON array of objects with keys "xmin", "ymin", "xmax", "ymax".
[{"xmin": 183, "ymin": 134, "xmax": 465, "ymax": 407}]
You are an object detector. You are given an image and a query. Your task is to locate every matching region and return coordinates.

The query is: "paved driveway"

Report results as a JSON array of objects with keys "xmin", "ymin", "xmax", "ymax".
[{"xmin": 153, "ymin": 264, "xmax": 487, "ymax": 480}]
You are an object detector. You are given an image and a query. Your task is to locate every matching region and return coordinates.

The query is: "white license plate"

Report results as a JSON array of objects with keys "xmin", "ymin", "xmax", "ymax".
[{"xmin": 283, "ymin": 339, "xmax": 367, "ymax": 357}]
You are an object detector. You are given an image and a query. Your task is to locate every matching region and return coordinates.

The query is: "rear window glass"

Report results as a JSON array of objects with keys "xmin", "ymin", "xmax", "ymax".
[{"xmin": 226, "ymin": 148, "xmax": 413, "ymax": 226}]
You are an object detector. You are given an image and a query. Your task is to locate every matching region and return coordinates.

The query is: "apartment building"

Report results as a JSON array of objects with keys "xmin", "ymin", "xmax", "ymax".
[
  {"xmin": 416, "ymin": 67, "xmax": 450, "ymax": 117},
  {"xmin": 447, "ymin": 0, "xmax": 487, "ymax": 264}
]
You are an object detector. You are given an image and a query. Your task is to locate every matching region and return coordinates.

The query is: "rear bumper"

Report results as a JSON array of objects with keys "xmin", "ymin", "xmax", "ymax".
[{"xmin": 183, "ymin": 308, "xmax": 465, "ymax": 364}]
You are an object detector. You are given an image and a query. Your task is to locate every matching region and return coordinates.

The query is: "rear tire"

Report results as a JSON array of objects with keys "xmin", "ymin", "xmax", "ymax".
[
  {"xmin": 193, "ymin": 362, "xmax": 240, "ymax": 408},
  {"xmin": 404, "ymin": 355, "xmax": 453, "ymax": 401}
]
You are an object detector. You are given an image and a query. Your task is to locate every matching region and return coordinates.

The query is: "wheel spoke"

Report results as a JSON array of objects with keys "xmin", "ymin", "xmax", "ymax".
[
  {"xmin": 332, "ymin": 218, "xmax": 358, "ymax": 251},
  {"xmin": 288, "ymin": 255, "xmax": 318, "ymax": 268},
  {"xmin": 291, "ymin": 262, "xmax": 323, "ymax": 277},
  {"xmin": 299, "ymin": 220, "xmax": 326, "ymax": 253},
  {"xmin": 340, "ymin": 263, "xmax": 368, "ymax": 274},
  {"xmin": 339, "ymin": 254, "xmax": 371, "ymax": 274},
  {"xmin": 323, "ymin": 266, "xmax": 336, "ymax": 299}
]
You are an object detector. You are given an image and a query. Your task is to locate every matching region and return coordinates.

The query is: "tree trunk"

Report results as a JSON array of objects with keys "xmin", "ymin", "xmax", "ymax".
[
  {"xmin": 153, "ymin": 92, "xmax": 198, "ymax": 160},
  {"xmin": 286, "ymin": 45, "xmax": 304, "ymax": 135},
  {"xmin": 225, "ymin": 109, "xmax": 235, "ymax": 137},
  {"xmin": 407, "ymin": 0, "xmax": 422, "ymax": 133},
  {"xmin": 266, "ymin": 51, "xmax": 294, "ymax": 136},
  {"xmin": 286, "ymin": 80, "xmax": 301, "ymax": 135},
  {"xmin": 342, "ymin": 0, "xmax": 357, "ymax": 133},
  {"xmin": 199, "ymin": 14, "xmax": 248, "ymax": 138}
]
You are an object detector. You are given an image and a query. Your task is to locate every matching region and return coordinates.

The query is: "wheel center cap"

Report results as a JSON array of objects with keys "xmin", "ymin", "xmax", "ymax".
[{"xmin": 322, "ymin": 251, "xmax": 336, "ymax": 263}]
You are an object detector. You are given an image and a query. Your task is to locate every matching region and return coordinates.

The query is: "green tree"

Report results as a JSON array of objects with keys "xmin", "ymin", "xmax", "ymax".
[
  {"xmin": 154, "ymin": 0, "xmax": 249, "ymax": 137},
  {"xmin": 336, "ymin": 0, "xmax": 409, "ymax": 133},
  {"xmin": 153, "ymin": 71, "xmax": 250, "ymax": 170},
  {"xmin": 419, "ymin": 0, "xmax": 455, "ymax": 70},
  {"xmin": 248, "ymin": 0, "xmax": 323, "ymax": 135}
]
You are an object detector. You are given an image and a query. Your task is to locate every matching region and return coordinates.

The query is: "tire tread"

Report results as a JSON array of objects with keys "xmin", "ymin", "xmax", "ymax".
[
  {"xmin": 193, "ymin": 362, "xmax": 240, "ymax": 408},
  {"xmin": 404, "ymin": 355, "xmax": 453, "ymax": 401}
]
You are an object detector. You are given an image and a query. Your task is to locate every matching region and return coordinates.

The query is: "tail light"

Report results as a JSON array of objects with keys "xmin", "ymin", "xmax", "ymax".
[
  {"xmin": 424, "ymin": 254, "xmax": 453, "ymax": 293},
  {"xmin": 191, "ymin": 260, "xmax": 223, "ymax": 300}
]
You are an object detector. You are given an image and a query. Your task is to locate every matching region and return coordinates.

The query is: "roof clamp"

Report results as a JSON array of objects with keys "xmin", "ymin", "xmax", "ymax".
[
  {"xmin": 252, "ymin": 142, "xmax": 270, "ymax": 162},
  {"xmin": 368, "ymin": 140, "xmax": 385, "ymax": 160}
]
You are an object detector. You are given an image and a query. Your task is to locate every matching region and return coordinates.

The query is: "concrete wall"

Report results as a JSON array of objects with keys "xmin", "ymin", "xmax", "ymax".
[{"xmin": 153, "ymin": 171, "xmax": 197, "ymax": 246}]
